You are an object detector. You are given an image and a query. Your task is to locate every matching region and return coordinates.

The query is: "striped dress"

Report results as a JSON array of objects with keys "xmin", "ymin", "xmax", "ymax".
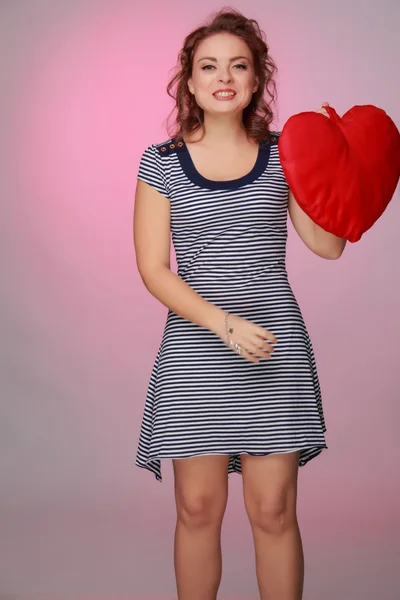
[{"xmin": 135, "ymin": 133, "xmax": 327, "ymax": 482}]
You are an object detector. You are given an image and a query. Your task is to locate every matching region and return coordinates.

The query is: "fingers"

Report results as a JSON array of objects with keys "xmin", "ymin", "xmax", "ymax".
[
  {"xmin": 250, "ymin": 340, "xmax": 275, "ymax": 361},
  {"xmin": 244, "ymin": 350, "xmax": 262, "ymax": 364},
  {"xmin": 241, "ymin": 344, "xmax": 273, "ymax": 364},
  {"xmin": 317, "ymin": 106, "xmax": 330, "ymax": 118},
  {"xmin": 240, "ymin": 332, "xmax": 277, "ymax": 363},
  {"xmin": 248, "ymin": 326, "xmax": 278, "ymax": 360},
  {"xmin": 258, "ymin": 326, "xmax": 277, "ymax": 345},
  {"xmin": 228, "ymin": 336, "xmax": 274, "ymax": 363},
  {"xmin": 225, "ymin": 316, "xmax": 278, "ymax": 363},
  {"xmin": 236, "ymin": 343, "xmax": 269, "ymax": 364}
]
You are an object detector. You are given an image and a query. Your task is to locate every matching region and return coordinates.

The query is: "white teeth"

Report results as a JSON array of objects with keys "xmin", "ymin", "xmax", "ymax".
[{"xmin": 214, "ymin": 91, "xmax": 235, "ymax": 97}]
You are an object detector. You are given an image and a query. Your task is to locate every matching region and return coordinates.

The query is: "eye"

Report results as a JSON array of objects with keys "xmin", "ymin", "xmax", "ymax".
[
  {"xmin": 233, "ymin": 63, "xmax": 248, "ymax": 70},
  {"xmin": 201, "ymin": 64, "xmax": 215, "ymax": 71}
]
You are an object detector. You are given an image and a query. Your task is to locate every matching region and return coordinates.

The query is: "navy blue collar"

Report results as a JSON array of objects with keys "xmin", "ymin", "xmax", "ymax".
[{"xmin": 177, "ymin": 138, "xmax": 275, "ymax": 191}]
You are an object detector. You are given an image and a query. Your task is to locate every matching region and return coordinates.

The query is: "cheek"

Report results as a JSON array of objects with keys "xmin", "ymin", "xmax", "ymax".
[
  {"xmin": 193, "ymin": 72, "xmax": 214, "ymax": 91},
  {"xmin": 191, "ymin": 80, "xmax": 215, "ymax": 104},
  {"xmin": 242, "ymin": 71, "xmax": 256, "ymax": 89}
]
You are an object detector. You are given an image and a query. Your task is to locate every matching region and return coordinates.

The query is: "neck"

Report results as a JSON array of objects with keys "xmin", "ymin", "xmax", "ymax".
[{"xmin": 197, "ymin": 112, "xmax": 249, "ymax": 145}]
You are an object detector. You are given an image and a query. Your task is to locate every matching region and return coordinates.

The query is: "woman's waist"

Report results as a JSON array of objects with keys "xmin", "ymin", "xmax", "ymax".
[
  {"xmin": 165, "ymin": 268, "xmax": 303, "ymax": 329},
  {"xmin": 176, "ymin": 265, "xmax": 295, "ymax": 306},
  {"xmin": 178, "ymin": 258, "xmax": 286, "ymax": 286}
]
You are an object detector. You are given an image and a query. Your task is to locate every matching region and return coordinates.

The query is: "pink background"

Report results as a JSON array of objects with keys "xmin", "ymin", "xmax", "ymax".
[{"xmin": 1, "ymin": 0, "xmax": 399, "ymax": 598}]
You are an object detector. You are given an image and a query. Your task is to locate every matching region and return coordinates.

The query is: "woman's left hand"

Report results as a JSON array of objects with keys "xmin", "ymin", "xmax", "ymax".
[{"xmin": 316, "ymin": 101, "xmax": 330, "ymax": 117}]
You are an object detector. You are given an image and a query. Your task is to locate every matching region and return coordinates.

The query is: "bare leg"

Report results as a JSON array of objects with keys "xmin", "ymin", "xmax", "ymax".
[
  {"xmin": 172, "ymin": 454, "xmax": 230, "ymax": 600},
  {"xmin": 241, "ymin": 451, "xmax": 304, "ymax": 600}
]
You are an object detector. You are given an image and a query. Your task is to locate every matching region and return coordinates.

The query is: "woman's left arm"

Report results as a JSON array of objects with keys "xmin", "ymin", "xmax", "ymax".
[
  {"xmin": 287, "ymin": 101, "xmax": 347, "ymax": 260},
  {"xmin": 288, "ymin": 190, "xmax": 347, "ymax": 259}
]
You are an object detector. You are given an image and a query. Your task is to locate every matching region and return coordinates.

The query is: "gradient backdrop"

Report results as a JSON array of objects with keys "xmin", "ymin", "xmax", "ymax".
[{"xmin": 1, "ymin": 1, "xmax": 399, "ymax": 599}]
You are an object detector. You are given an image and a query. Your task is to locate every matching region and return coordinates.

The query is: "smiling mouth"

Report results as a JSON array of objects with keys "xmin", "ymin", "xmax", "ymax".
[{"xmin": 213, "ymin": 90, "xmax": 237, "ymax": 100}]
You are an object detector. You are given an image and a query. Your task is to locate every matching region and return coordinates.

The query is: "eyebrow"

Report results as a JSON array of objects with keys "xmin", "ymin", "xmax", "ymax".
[{"xmin": 197, "ymin": 55, "xmax": 251, "ymax": 63}]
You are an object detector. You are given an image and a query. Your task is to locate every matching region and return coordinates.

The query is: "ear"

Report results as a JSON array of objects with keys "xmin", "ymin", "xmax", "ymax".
[
  {"xmin": 187, "ymin": 78, "xmax": 194, "ymax": 94},
  {"xmin": 253, "ymin": 76, "xmax": 259, "ymax": 93}
]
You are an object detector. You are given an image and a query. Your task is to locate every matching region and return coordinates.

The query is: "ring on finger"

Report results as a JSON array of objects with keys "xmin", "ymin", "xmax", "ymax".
[{"xmin": 228, "ymin": 339, "xmax": 243, "ymax": 355}]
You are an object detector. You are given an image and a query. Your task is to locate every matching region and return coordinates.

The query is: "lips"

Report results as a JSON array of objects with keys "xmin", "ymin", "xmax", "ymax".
[{"xmin": 213, "ymin": 88, "xmax": 237, "ymax": 100}]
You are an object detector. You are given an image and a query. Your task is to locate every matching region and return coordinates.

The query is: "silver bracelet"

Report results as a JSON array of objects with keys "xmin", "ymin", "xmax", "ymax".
[
  {"xmin": 225, "ymin": 311, "xmax": 229, "ymax": 343},
  {"xmin": 225, "ymin": 311, "xmax": 233, "ymax": 344},
  {"xmin": 224, "ymin": 311, "xmax": 242, "ymax": 355}
]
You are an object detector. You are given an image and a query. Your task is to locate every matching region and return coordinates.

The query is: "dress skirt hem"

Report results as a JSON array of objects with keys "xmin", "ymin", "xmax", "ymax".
[{"xmin": 135, "ymin": 443, "xmax": 328, "ymax": 483}]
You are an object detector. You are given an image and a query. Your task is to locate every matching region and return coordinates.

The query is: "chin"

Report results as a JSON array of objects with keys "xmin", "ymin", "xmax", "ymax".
[{"xmin": 205, "ymin": 101, "xmax": 247, "ymax": 115}]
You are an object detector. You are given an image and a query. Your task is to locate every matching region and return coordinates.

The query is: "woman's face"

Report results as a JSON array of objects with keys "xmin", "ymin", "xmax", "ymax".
[{"xmin": 188, "ymin": 32, "xmax": 258, "ymax": 117}]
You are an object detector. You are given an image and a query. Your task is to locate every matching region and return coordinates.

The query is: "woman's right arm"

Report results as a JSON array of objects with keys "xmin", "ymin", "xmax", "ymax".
[
  {"xmin": 133, "ymin": 178, "xmax": 277, "ymax": 363},
  {"xmin": 133, "ymin": 179, "xmax": 225, "ymax": 335}
]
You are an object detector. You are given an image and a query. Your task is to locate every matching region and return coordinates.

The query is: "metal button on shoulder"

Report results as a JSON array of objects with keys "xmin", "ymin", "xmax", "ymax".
[
  {"xmin": 169, "ymin": 143, "xmax": 175, "ymax": 149},
  {"xmin": 160, "ymin": 146, "xmax": 167, "ymax": 152},
  {"xmin": 177, "ymin": 141, "xmax": 184, "ymax": 147}
]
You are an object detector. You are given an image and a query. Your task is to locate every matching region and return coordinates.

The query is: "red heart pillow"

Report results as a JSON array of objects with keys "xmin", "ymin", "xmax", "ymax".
[{"xmin": 279, "ymin": 105, "xmax": 400, "ymax": 242}]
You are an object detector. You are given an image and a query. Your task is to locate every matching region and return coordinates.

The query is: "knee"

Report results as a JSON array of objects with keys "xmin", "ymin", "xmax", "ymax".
[
  {"xmin": 175, "ymin": 490, "xmax": 227, "ymax": 529},
  {"xmin": 246, "ymin": 499, "xmax": 297, "ymax": 535}
]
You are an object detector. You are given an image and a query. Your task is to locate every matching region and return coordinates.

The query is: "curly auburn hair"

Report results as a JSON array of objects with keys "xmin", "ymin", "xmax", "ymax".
[{"xmin": 166, "ymin": 8, "xmax": 278, "ymax": 143}]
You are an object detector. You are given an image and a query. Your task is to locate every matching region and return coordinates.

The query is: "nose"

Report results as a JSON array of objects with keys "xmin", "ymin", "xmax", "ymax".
[{"xmin": 218, "ymin": 67, "xmax": 233, "ymax": 84}]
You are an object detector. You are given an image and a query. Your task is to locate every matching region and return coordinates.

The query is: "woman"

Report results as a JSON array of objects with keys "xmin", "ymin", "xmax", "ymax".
[{"xmin": 133, "ymin": 8, "xmax": 346, "ymax": 600}]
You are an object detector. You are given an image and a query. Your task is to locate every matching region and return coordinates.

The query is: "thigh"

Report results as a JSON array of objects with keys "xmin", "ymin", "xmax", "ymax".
[
  {"xmin": 241, "ymin": 451, "xmax": 300, "ymax": 524},
  {"xmin": 172, "ymin": 455, "xmax": 230, "ymax": 524}
]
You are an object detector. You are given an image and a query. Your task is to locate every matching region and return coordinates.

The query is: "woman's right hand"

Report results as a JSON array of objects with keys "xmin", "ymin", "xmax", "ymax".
[{"xmin": 215, "ymin": 312, "xmax": 277, "ymax": 363}]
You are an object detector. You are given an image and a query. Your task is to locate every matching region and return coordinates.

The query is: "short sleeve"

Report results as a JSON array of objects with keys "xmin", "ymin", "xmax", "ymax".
[{"xmin": 137, "ymin": 144, "xmax": 170, "ymax": 199}]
